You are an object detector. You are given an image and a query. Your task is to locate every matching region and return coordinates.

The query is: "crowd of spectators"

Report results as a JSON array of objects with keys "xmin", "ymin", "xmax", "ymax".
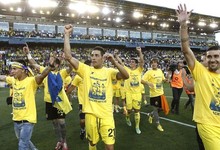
[
  {"xmin": 0, "ymin": 45, "xmax": 205, "ymax": 76},
  {"xmin": 0, "ymin": 29, "xmax": 218, "ymax": 47}
]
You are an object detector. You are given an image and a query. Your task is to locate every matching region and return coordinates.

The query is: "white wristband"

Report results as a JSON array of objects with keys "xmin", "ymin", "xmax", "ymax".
[{"xmin": 27, "ymin": 53, "xmax": 32, "ymax": 59}]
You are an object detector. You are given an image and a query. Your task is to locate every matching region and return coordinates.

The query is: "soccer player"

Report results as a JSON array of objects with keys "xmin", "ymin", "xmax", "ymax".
[
  {"xmin": 112, "ymin": 74, "xmax": 122, "ymax": 113},
  {"xmin": 123, "ymin": 47, "xmax": 144, "ymax": 134},
  {"xmin": 113, "ymin": 49, "xmax": 127, "ymax": 115},
  {"xmin": 23, "ymin": 46, "xmax": 72, "ymax": 150},
  {"xmin": 141, "ymin": 58, "xmax": 169, "ymax": 132},
  {"xmin": 66, "ymin": 60, "xmax": 92, "ymax": 140},
  {"xmin": 64, "ymin": 24, "xmax": 129, "ymax": 150},
  {"xmin": 0, "ymin": 59, "xmax": 54, "ymax": 150},
  {"xmin": 176, "ymin": 4, "xmax": 220, "ymax": 150}
]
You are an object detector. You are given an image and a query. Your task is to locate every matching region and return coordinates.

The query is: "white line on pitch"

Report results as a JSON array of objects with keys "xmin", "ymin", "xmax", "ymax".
[{"xmin": 140, "ymin": 112, "xmax": 196, "ymax": 129}]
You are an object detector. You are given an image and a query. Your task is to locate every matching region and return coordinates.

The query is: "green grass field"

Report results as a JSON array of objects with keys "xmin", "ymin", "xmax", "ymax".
[{"xmin": 0, "ymin": 83, "xmax": 198, "ymax": 150}]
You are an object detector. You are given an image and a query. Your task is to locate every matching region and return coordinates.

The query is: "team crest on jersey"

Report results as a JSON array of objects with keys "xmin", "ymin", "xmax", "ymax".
[
  {"xmin": 130, "ymin": 74, "xmax": 139, "ymax": 87},
  {"xmin": 209, "ymin": 79, "xmax": 220, "ymax": 114},
  {"xmin": 89, "ymin": 77, "xmax": 106, "ymax": 102},
  {"xmin": 13, "ymin": 88, "xmax": 26, "ymax": 109}
]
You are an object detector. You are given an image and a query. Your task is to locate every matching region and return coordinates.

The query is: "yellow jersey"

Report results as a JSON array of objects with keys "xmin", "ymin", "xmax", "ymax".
[
  {"xmin": 6, "ymin": 76, "xmax": 38, "ymax": 123},
  {"xmin": 76, "ymin": 62, "xmax": 118, "ymax": 118},
  {"xmin": 192, "ymin": 60, "xmax": 220, "ymax": 126}
]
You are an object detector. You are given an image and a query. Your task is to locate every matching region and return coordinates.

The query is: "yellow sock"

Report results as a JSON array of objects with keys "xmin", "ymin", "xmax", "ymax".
[
  {"xmin": 89, "ymin": 144, "xmax": 97, "ymax": 150},
  {"xmin": 134, "ymin": 112, "xmax": 140, "ymax": 128},
  {"xmin": 123, "ymin": 106, "xmax": 127, "ymax": 115},
  {"xmin": 126, "ymin": 113, "xmax": 130, "ymax": 119}
]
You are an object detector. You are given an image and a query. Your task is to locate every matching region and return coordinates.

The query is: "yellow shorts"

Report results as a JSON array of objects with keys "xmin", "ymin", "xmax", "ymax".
[
  {"xmin": 126, "ymin": 93, "xmax": 142, "ymax": 110},
  {"xmin": 197, "ymin": 123, "xmax": 220, "ymax": 150},
  {"xmin": 85, "ymin": 114, "xmax": 115, "ymax": 145},
  {"xmin": 113, "ymin": 89, "xmax": 121, "ymax": 98},
  {"xmin": 120, "ymin": 88, "xmax": 126, "ymax": 99}
]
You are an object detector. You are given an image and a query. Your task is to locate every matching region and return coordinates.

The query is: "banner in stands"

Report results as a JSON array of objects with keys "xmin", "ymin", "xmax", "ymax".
[
  {"xmin": 57, "ymin": 26, "xmax": 64, "ymax": 34},
  {"xmin": 0, "ymin": 22, "xmax": 9, "ymax": 31},
  {"xmin": 130, "ymin": 31, "xmax": 140, "ymax": 38},
  {"xmin": 37, "ymin": 24, "xmax": 55, "ymax": 33},
  {"xmin": 73, "ymin": 27, "xmax": 87, "ymax": 35},
  {"xmin": 88, "ymin": 28, "xmax": 102, "ymax": 36},
  {"xmin": 13, "ymin": 23, "xmax": 35, "ymax": 32},
  {"xmin": 103, "ymin": 29, "xmax": 115, "ymax": 37},
  {"xmin": 142, "ymin": 32, "xmax": 152, "ymax": 39},
  {"xmin": 117, "ymin": 30, "xmax": 128, "ymax": 37}
]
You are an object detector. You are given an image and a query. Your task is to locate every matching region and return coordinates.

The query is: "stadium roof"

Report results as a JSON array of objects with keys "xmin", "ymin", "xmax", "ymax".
[
  {"xmin": 125, "ymin": 0, "xmax": 220, "ymax": 18},
  {"xmin": 0, "ymin": 0, "xmax": 219, "ymax": 35}
]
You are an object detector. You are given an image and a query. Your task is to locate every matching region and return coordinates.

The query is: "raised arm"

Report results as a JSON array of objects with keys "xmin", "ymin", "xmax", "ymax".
[
  {"xmin": 136, "ymin": 47, "xmax": 144, "ymax": 68},
  {"xmin": 61, "ymin": 52, "xmax": 73, "ymax": 74},
  {"xmin": 64, "ymin": 24, "xmax": 79, "ymax": 70},
  {"xmin": 34, "ymin": 57, "xmax": 54, "ymax": 84},
  {"xmin": 23, "ymin": 44, "xmax": 40, "ymax": 71},
  {"xmin": 104, "ymin": 53, "xmax": 129, "ymax": 80},
  {"xmin": 176, "ymin": 4, "xmax": 195, "ymax": 70},
  {"xmin": 114, "ymin": 49, "xmax": 124, "ymax": 66}
]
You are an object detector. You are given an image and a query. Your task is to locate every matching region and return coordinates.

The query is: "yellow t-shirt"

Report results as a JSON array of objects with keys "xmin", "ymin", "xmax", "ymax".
[
  {"xmin": 120, "ymin": 79, "xmax": 125, "ymax": 89},
  {"xmin": 112, "ymin": 79, "xmax": 121, "ymax": 90},
  {"xmin": 142, "ymin": 69, "xmax": 165, "ymax": 97},
  {"xmin": 192, "ymin": 60, "xmax": 220, "ymax": 127},
  {"xmin": 124, "ymin": 66, "xmax": 144, "ymax": 94},
  {"xmin": 9, "ymin": 85, "xmax": 13, "ymax": 96},
  {"xmin": 64, "ymin": 75, "xmax": 72, "ymax": 90},
  {"xmin": 72, "ymin": 75, "xmax": 83, "ymax": 105},
  {"xmin": 6, "ymin": 76, "xmax": 38, "ymax": 123},
  {"xmin": 76, "ymin": 62, "xmax": 118, "ymax": 118}
]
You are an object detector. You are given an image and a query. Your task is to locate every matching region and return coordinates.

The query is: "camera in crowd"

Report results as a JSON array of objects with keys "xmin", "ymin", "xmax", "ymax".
[
  {"xmin": 6, "ymin": 96, "xmax": 12, "ymax": 105},
  {"xmin": 168, "ymin": 60, "xmax": 191, "ymax": 75}
]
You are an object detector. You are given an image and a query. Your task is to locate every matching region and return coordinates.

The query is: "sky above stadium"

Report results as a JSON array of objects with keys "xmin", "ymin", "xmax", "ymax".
[{"xmin": 124, "ymin": 0, "xmax": 220, "ymax": 17}]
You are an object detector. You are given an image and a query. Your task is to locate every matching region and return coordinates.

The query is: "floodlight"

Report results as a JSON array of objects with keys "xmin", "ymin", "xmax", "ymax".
[
  {"xmin": 151, "ymin": 15, "xmax": 157, "ymax": 19},
  {"xmin": 17, "ymin": 7, "xmax": 22, "ymax": 12},
  {"xmin": 115, "ymin": 17, "xmax": 121, "ymax": 22},
  {"xmin": 210, "ymin": 23, "xmax": 218, "ymax": 28},
  {"xmin": 198, "ymin": 21, "xmax": 206, "ymax": 26},
  {"xmin": 87, "ymin": 5, "xmax": 99, "ymax": 13},
  {"xmin": 160, "ymin": 23, "xmax": 169, "ymax": 28},
  {"xmin": 69, "ymin": 2, "xmax": 99, "ymax": 14},
  {"xmin": 0, "ymin": 0, "xmax": 21, "ymax": 4},
  {"xmin": 32, "ymin": 10, "xmax": 36, "ymax": 14},
  {"xmin": 102, "ymin": 7, "xmax": 110, "ymax": 15},
  {"xmin": 119, "ymin": 10, "xmax": 124, "ymax": 15},
  {"xmin": 28, "ymin": 0, "xmax": 58, "ymax": 8},
  {"xmin": 69, "ymin": 2, "xmax": 86, "ymax": 14},
  {"xmin": 133, "ymin": 12, "xmax": 143, "ymax": 18}
]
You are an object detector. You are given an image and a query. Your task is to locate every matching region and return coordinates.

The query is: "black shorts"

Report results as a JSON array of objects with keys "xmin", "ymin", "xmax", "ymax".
[
  {"xmin": 78, "ymin": 104, "xmax": 85, "ymax": 119},
  {"xmin": 45, "ymin": 102, "xmax": 66, "ymax": 120},
  {"xmin": 150, "ymin": 96, "xmax": 162, "ymax": 108}
]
